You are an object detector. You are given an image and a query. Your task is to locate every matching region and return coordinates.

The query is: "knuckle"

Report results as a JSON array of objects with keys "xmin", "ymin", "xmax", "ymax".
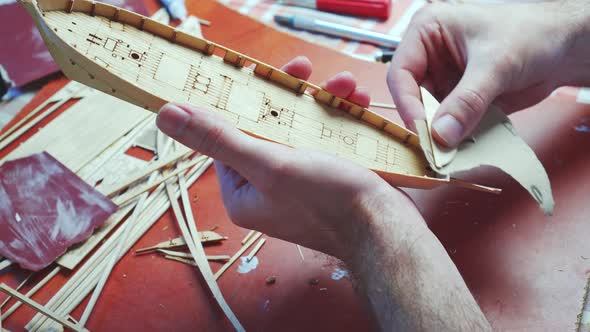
[
  {"xmin": 494, "ymin": 53, "xmax": 519, "ymax": 75},
  {"xmin": 411, "ymin": 3, "xmax": 446, "ymax": 26},
  {"xmin": 455, "ymin": 88, "xmax": 488, "ymax": 118},
  {"xmin": 412, "ymin": 6, "xmax": 435, "ymax": 25},
  {"xmin": 197, "ymin": 125, "xmax": 226, "ymax": 156}
]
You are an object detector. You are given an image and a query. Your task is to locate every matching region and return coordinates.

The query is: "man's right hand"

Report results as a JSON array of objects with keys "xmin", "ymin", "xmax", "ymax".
[{"xmin": 388, "ymin": 0, "xmax": 590, "ymax": 148}]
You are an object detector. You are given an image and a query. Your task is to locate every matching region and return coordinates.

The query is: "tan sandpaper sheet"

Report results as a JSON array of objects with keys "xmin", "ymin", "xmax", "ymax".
[{"xmin": 415, "ymin": 89, "xmax": 555, "ymax": 215}]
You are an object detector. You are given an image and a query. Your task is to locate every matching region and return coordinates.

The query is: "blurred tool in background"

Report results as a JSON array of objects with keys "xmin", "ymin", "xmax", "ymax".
[
  {"xmin": 277, "ymin": 0, "xmax": 392, "ymax": 19},
  {"xmin": 160, "ymin": 0, "xmax": 187, "ymax": 20},
  {"xmin": 275, "ymin": 14, "xmax": 400, "ymax": 48}
]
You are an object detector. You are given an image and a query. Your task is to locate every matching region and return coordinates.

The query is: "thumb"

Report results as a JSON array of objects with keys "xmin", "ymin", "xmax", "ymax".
[{"xmin": 432, "ymin": 65, "xmax": 503, "ymax": 147}]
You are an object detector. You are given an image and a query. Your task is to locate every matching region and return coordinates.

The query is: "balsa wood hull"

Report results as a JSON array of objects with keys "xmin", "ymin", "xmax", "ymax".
[{"xmin": 20, "ymin": 0, "xmax": 486, "ymax": 191}]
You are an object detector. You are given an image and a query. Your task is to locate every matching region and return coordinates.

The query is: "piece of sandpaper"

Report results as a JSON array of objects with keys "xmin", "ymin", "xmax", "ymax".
[
  {"xmin": 415, "ymin": 88, "xmax": 555, "ymax": 215},
  {"xmin": 0, "ymin": 152, "xmax": 117, "ymax": 271}
]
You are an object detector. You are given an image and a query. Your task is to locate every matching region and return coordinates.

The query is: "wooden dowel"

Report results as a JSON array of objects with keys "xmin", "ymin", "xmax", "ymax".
[
  {"xmin": 215, "ymin": 232, "xmax": 263, "ymax": 280},
  {"xmin": 0, "ymin": 283, "xmax": 87, "ymax": 332}
]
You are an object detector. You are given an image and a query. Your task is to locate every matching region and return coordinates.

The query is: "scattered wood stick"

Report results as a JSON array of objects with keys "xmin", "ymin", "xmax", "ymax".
[
  {"xmin": 206, "ymin": 255, "xmax": 231, "ymax": 262},
  {"xmin": 215, "ymin": 232, "xmax": 263, "ymax": 280},
  {"xmin": 369, "ymin": 101, "xmax": 396, "ymax": 109},
  {"xmin": 241, "ymin": 230, "xmax": 255, "ymax": 245},
  {"xmin": 158, "ymin": 249, "xmax": 230, "ymax": 262},
  {"xmin": 173, "ymin": 175, "xmax": 244, "ymax": 331},
  {"xmin": 78, "ymin": 170, "xmax": 159, "ymax": 327},
  {"xmin": 112, "ymin": 156, "xmax": 207, "ymax": 206},
  {"xmin": 0, "ymin": 98, "xmax": 53, "ymax": 143},
  {"xmin": 449, "ymin": 178, "xmax": 502, "ymax": 194},
  {"xmin": 0, "ymin": 283, "xmax": 88, "ymax": 332},
  {"xmin": 0, "ymin": 272, "xmax": 34, "ymax": 309},
  {"xmin": 0, "ymin": 86, "xmax": 86, "ymax": 154},
  {"xmin": 104, "ymin": 150, "xmax": 196, "ymax": 197},
  {"xmin": 0, "ymin": 261, "xmax": 11, "ymax": 272},
  {"xmin": 198, "ymin": 18, "xmax": 211, "ymax": 26},
  {"xmin": 1, "ymin": 266, "xmax": 61, "ymax": 320},
  {"xmin": 297, "ymin": 244, "xmax": 305, "ymax": 261},
  {"xmin": 246, "ymin": 238, "xmax": 266, "ymax": 262},
  {"xmin": 164, "ymin": 255, "xmax": 197, "ymax": 267},
  {"xmin": 135, "ymin": 231, "xmax": 225, "ymax": 253}
]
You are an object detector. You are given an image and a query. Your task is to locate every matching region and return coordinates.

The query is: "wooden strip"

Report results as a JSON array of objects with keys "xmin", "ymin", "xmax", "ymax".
[
  {"xmin": 0, "ymin": 283, "xmax": 87, "ymax": 332},
  {"xmin": 158, "ymin": 249, "xmax": 230, "ymax": 262},
  {"xmin": 0, "ymin": 261, "xmax": 11, "ymax": 272},
  {"xmin": 135, "ymin": 231, "xmax": 225, "ymax": 253},
  {"xmin": 78, "ymin": 170, "xmax": 159, "ymax": 326},
  {"xmin": 112, "ymin": 156, "xmax": 207, "ymax": 205},
  {"xmin": 0, "ymin": 87, "xmax": 84, "ymax": 154},
  {"xmin": 246, "ymin": 238, "xmax": 266, "ymax": 262},
  {"xmin": 297, "ymin": 244, "xmax": 305, "ymax": 261},
  {"xmin": 175, "ymin": 175, "xmax": 245, "ymax": 331},
  {"xmin": 0, "ymin": 98, "xmax": 52, "ymax": 143},
  {"xmin": 103, "ymin": 150, "xmax": 195, "ymax": 197},
  {"xmin": 241, "ymin": 230, "xmax": 255, "ymax": 245},
  {"xmin": 1, "ymin": 266, "xmax": 61, "ymax": 320},
  {"xmin": 370, "ymin": 102, "xmax": 396, "ymax": 109},
  {"xmin": 0, "ymin": 273, "xmax": 34, "ymax": 309},
  {"xmin": 76, "ymin": 114, "xmax": 153, "ymax": 177},
  {"xmin": 197, "ymin": 18, "xmax": 210, "ymax": 26},
  {"xmin": 164, "ymin": 255, "xmax": 196, "ymax": 266},
  {"xmin": 214, "ymin": 232, "xmax": 263, "ymax": 280},
  {"xmin": 206, "ymin": 255, "xmax": 231, "ymax": 262},
  {"xmin": 449, "ymin": 178, "xmax": 502, "ymax": 194}
]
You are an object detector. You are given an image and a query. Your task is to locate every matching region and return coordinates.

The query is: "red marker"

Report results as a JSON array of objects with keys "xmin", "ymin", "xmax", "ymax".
[{"xmin": 278, "ymin": 0, "xmax": 392, "ymax": 20}]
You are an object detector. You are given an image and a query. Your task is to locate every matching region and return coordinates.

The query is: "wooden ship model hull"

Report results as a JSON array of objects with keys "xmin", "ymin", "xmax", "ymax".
[{"xmin": 21, "ymin": 0, "xmax": 490, "ymax": 192}]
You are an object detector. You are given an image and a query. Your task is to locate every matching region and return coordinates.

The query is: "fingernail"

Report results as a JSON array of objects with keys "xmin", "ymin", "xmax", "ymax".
[
  {"xmin": 432, "ymin": 114, "xmax": 464, "ymax": 147},
  {"xmin": 157, "ymin": 104, "xmax": 191, "ymax": 137}
]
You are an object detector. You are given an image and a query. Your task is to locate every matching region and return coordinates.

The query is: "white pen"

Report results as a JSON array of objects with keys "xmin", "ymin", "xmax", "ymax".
[{"xmin": 274, "ymin": 14, "xmax": 400, "ymax": 49}]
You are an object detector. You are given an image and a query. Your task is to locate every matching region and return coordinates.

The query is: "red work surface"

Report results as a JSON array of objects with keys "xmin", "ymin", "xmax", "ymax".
[{"xmin": 1, "ymin": 1, "xmax": 589, "ymax": 331}]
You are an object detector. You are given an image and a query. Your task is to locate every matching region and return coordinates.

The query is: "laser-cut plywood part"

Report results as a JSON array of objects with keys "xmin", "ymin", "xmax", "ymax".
[{"xmin": 19, "ymin": 0, "xmax": 491, "ymax": 191}]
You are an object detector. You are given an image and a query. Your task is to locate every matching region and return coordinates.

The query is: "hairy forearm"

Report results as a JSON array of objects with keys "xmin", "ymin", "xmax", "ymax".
[{"xmin": 347, "ymin": 193, "xmax": 491, "ymax": 331}]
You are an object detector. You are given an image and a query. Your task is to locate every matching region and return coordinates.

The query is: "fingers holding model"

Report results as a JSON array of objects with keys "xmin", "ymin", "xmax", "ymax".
[
  {"xmin": 156, "ymin": 56, "xmax": 411, "ymax": 261},
  {"xmin": 388, "ymin": 0, "xmax": 590, "ymax": 148}
]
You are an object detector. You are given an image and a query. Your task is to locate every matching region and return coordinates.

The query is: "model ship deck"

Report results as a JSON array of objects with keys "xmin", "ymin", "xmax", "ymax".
[{"xmin": 21, "ymin": 0, "xmax": 465, "ymax": 189}]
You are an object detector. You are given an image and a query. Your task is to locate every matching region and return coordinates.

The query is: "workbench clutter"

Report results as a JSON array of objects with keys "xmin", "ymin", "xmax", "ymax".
[
  {"xmin": 0, "ymin": 0, "xmax": 588, "ymax": 331},
  {"xmin": 0, "ymin": 3, "xmax": 270, "ymax": 331}
]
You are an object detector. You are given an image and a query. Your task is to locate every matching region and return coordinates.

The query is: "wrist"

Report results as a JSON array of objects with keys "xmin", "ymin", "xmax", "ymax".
[{"xmin": 341, "ymin": 187, "xmax": 429, "ymax": 269}]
